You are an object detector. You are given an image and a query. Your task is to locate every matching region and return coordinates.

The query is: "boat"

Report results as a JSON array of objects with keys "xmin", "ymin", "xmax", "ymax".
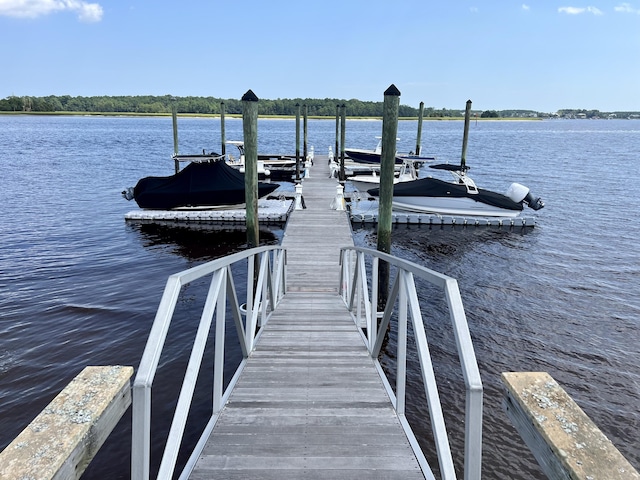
[
  {"xmin": 122, "ymin": 158, "xmax": 279, "ymax": 210},
  {"xmin": 226, "ymin": 141, "xmax": 301, "ymax": 181},
  {"xmin": 345, "ymin": 137, "xmax": 436, "ymax": 165},
  {"xmin": 365, "ymin": 99, "xmax": 545, "ymax": 218},
  {"xmin": 366, "ymin": 163, "xmax": 544, "ymax": 217},
  {"xmin": 348, "ymin": 158, "xmax": 418, "ymax": 193}
]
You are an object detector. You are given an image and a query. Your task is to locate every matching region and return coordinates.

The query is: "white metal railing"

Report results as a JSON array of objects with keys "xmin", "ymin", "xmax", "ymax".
[
  {"xmin": 339, "ymin": 246, "xmax": 483, "ymax": 480},
  {"xmin": 131, "ymin": 246, "xmax": 286, "ymax": 480}
]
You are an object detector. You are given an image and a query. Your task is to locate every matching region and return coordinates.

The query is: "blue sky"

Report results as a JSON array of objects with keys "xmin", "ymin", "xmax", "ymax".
[{"xmin": 0, "ymin": 1, "xmax": 638, "ymax": 112}]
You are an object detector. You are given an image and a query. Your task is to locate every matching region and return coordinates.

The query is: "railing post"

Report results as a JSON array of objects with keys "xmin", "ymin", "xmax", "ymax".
[
  {"xmin": 246, "ymin": 253, "xmax": 255, "ymax": 351},
  {"xmin": 444, "ymin": 278, "xmax": 483, "ymax": 480},
  {"xmin": 355, "ymin": 255, "xmax": 363, "ymax": 321},
  {"xmin": 339, "ymin": 249, "xmax": 347, "ymax": 302},
  {"xmin": 132, "ymin": 386, "xmax": 151, "ymax": 480},
  {"xmin": 370, "ymin": 256, "xmax": 379, "ymax": 351},
  {"xmin": 396, "ymin": 271, "xmax": 408, "ymax": 415},
  {"xmin": 132, "ymin": 276, "xmax": 182, "ymax": 480},
  {"xmin": 257, "ymin": 251, "xmax": 269, "ymax": 327},
  {"xmin": 213, "ymin": 270, "xmax": 227, "ymax": 413}
]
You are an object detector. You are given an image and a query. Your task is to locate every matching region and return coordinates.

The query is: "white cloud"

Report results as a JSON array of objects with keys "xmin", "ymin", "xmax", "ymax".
[
  {"xmin": 614, "ymin": 3, "xmax": 640, "ymax": 13},
  {"xmin": 522, "ymin": 4, "xmax": 530, "ymax": 11},
  {"xmin": 558, "ymin": 6, "xmax": 604, "ymax": 15},
  {"xmin": 0, "ymin": 0, "xmax": 103, "ymax": 22}
]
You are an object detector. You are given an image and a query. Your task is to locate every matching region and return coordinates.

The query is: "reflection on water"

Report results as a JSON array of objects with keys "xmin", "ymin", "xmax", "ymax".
[{"xmin": 128, "ymin": 221, "xmax": 282, "ymax": 261}]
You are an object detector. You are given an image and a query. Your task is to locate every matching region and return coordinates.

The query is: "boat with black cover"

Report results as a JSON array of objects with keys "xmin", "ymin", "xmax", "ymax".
[
  {"xmin": 122, "ymin": 158, "xmax": 279, "ymax": 210},
  {"xmin": 345, "ymin": 137, "xmax": 436, "ymax": 165}
]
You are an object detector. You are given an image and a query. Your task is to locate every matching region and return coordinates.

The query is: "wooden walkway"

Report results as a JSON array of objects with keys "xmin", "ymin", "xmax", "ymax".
[{"xmin": 188, "ymin": 158, "xmax": 425, "ymax": 479}]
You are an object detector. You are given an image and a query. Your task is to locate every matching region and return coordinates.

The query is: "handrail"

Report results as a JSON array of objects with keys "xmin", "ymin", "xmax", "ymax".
[
  {"xmin": 339, "ymin": 246, "xmax": 483, "ymax": 480},
  {"xmin": 132, "ymin": 246, "xmax": 286, "ymax": 480}
]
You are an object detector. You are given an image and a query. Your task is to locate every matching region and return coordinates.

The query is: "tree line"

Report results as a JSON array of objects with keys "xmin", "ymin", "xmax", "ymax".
[
  {"xmin": 0, "ymin": 94, "xmax": 540, "ymax": 118},
  {"xmin": 5, "ymin": 94, "xmax": 636, "ymax": 119}
]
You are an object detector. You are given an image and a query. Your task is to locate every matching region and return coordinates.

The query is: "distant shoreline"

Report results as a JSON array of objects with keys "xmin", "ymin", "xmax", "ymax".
[{"xmin": 0, "ymin": 111, "xmax": 544, "ymax": 121}]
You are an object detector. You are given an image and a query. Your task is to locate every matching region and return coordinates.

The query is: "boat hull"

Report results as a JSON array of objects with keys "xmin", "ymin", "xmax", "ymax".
[
  {"xmin": 367, "ymin": 177, "xmax": 524, "ymax": 217},
  {"xmin": 350, "ymin": 177, "xmax": 385, "ymax": 192},
  {"xmin": 390, "ymin": 197, "xmax": 522, "ymax": 217}
]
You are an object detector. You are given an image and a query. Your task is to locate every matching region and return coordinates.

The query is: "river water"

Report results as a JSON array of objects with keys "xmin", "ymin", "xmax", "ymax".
[{"xmin": 0, "ymin": 115, "xmax": 638, "ymax": 479}]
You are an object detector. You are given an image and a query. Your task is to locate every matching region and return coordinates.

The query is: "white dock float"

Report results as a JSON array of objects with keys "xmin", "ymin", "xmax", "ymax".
[
  {"xmin": 349, "ymin": 200, "xmax": 538, "ymax": 227},
  {"xmin": 124, "ymin": 198, "xmax": 293, "ymax": 224}
]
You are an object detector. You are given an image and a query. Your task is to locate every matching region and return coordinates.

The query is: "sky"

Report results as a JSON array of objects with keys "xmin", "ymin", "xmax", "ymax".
[{"xmin": 0, "ymin": 1, "xmax": 638, "ymax": 113}]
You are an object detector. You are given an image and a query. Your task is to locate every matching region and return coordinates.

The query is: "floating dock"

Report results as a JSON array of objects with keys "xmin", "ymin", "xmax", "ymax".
[
  {"xmin": 349, "ymin": 199, "xmax": 538, "ymax": 227},
  {"xmin": 124, "ymin": 198, "xmax": 294, "ymax": 224}
]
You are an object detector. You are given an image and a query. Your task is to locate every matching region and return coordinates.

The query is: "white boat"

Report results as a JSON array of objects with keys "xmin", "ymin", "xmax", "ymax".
[
  {"xmin": 345, "ymin": 137, "xmax": 436, "ymax": 165},
  {"xmin": 226, "ymin": 141, "xmax": 303, "ymax": 181},
  {"xmin": 224, "ymin": 141, "xmax": 273, "ymax": 179},
  {"xmin": 366, "ymin": 163, "xmax": 544, "ymax": 217},
  {"xmin": 365, "ymin": 99, "xmax": 545, "ymax": 218},
  {"xmin": 348, "ymin": 159, "xmax": 418, "ymax": 193}
]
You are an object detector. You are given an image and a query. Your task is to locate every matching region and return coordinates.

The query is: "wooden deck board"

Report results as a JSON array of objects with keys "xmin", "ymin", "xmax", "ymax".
[{"xmin": 188, "ymin": 158, "xmax": 426, "ymax": 479}]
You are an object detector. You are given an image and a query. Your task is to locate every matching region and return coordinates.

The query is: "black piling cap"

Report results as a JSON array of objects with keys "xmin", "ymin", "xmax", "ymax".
[
  {"xmin": 384, "ymin": 84, "xmax": 401, "ymax": 96},
  {"xmin": 242, "ymin": 90, "xmax": 259, "ymax": 102}
]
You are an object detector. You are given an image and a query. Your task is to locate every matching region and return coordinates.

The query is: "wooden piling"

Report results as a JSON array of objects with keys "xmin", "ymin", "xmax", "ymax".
[
  {"xmin": 335, "ymin": 104, "xmax": 340, "ymax": 172},
  {"xmin": 415, "ymin": 101, "xmax": 424, "ymax": 156},
  {"xmin": 303, "ymin": 104, "xmax": 308, "ymax": 162},
  {"xmin": 172, "ymin": 103, "xmax": 179, "ymax": 173},
  {"xmin": 340, "ymin": 104, "xmax": 346, "ymax": 183},
  {"xmin": 377, "ymin": 85, "xmax": 401, "ymax": 255},
  {"xmin": 377, "ymin": 85, "xmax": 401, "ymax": 305},
  {"xmin": 461, "ymin": 100, "xmax": 472, "ymax": 170},
  {"xmin": 242, "ymin": 90, "xmax": 259, "ymax": 249},
  {"xmin": 295, "ymin": 103, "xmax": 301, "ymax": 183},
  {"xmin": 220, "ymin": 101, "xmax": 226, "ymax": 156}
]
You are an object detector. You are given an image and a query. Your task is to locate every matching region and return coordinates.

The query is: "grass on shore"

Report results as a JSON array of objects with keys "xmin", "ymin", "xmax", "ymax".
[{"xmin": 0, "ymin": 111, "xmax": 542, "ymax": 121}]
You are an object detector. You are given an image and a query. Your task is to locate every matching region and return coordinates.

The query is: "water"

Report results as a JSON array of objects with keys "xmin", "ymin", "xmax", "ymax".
[{"xmin": 0, "ymin": 115, "xmax": 638, "ymax": 479}]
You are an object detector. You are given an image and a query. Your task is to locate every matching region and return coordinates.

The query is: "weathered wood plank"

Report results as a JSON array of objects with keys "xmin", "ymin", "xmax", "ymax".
[
  {"xmin": 0, "ymin": 365, "xmax": 133, "ymax": 480},
  {"xmin": 502, "ymin": 371, "xmax": 640, "ymax": 480},
  {"xmin": 189, "ymin": 470, "xmax": 424, "ymax": 480}
]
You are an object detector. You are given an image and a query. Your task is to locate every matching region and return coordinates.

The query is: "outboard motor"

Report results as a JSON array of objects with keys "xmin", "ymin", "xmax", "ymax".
[
  {"xmin": 506, "ymin": 183, "xmax": 545, "ymax": 210},
  {"xmin": 122, "ymin": 187, "xmax": 135, "ymax": 201}
]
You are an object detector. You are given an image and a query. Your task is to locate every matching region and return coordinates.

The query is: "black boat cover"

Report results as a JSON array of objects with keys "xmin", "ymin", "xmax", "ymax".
[
  {"xmin": 429, "ymin": 163, "xmax": 470, "ymax": 172},
  {"xmin": 367, "ymin": 177, "xmax": 523, "ymax": 212},
  {"xmin": 133, "ymin": 160, "xmax": 279, "ymax": 210}
]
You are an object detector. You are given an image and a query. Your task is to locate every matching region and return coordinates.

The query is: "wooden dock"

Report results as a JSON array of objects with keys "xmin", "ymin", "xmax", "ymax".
[{"xmin": 188, "ymin": 159, "xmax": 426, "ymax": 479}]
